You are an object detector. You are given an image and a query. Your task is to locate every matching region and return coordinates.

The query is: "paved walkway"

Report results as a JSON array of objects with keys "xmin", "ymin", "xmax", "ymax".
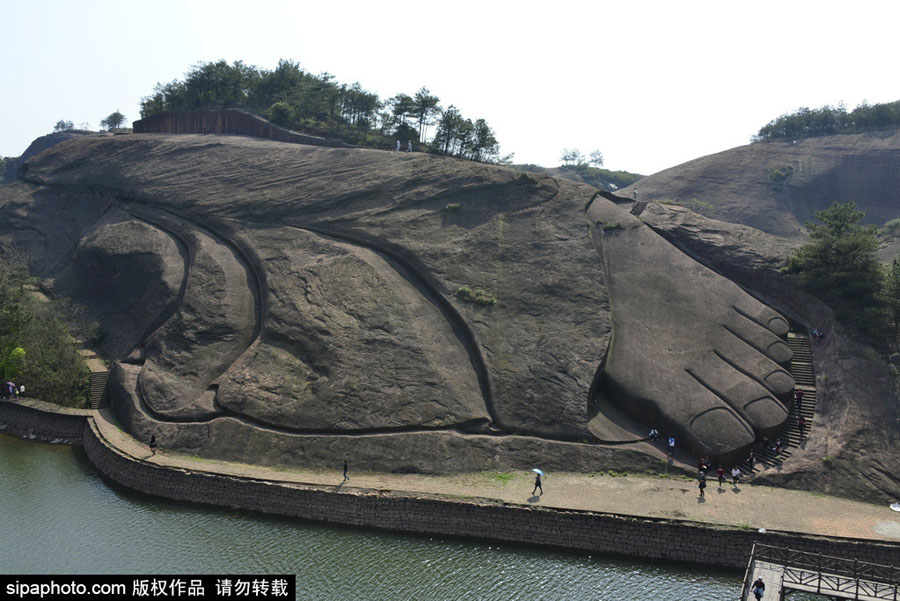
[{"xmin": 94, "ymin": 412, "xmax": 900, "ymax": 544}]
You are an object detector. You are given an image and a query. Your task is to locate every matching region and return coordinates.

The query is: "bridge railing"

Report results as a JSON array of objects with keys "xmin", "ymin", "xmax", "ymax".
[{"xmin": 752, "ymin": 543, "xmax": 900, "ymax": 600}]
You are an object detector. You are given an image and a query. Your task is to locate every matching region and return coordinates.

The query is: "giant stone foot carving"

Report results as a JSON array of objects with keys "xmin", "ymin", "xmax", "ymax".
[{"xmin": 586, "ymin": 195, "xmax": 792, "ymax": 459}]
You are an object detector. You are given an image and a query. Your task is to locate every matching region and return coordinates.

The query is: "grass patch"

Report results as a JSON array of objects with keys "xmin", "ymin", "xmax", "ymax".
[
  {"xmin": 492, "ymin": 472, "xmax": 515, "ymax": 484},
  {"xmin": 686, "ymin": 197, "xmax": 714, "ymax": 211}
]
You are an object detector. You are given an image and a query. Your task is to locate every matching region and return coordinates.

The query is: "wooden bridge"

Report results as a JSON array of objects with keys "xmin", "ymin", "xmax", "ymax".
[{"xmin": 741, "ymin": 543, "xmax": 900, "ymax": 600}]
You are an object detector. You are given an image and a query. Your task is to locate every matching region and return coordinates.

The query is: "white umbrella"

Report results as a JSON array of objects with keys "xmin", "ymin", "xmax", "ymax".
[
  {"xmin": 890, "ymin": 503, "xmax": 900, "ymax": 512},
  {"xmin": 532, "ymin": 468, "xmax": 544, "ymax": 477}
]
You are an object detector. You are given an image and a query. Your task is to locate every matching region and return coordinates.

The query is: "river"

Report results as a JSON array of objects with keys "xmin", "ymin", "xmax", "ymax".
[{"xmin": 0, "ymin": 434, "xmax": 825, "ymax": 600}]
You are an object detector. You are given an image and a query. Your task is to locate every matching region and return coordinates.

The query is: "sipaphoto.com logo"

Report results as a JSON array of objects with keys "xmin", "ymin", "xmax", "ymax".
[{"xmin": 6, "ymin": 579, "xmax": 125, "ymax": 599}]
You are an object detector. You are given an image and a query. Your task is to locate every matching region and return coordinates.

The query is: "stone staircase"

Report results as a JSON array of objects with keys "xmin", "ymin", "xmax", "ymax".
[
  {"xmin": 77, "ymin": 346, "xmax": 109, "ymax": 409},
  {"xmin": 743, "ymin": 331, "xmax": 816, "ymax": 473}
]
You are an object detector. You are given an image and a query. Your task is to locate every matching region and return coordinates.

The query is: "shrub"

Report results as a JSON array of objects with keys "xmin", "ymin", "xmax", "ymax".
[
  {"xmin": 457, "ymin": 286, "xmax": 497, "ymax": 306},
  {"xmin": 768, "ymin": 165, "xmax": 794, "ymax": 182},
  {"xmin": 687, "ymin": 197, "xmax": 714, "ymax": 211},
  {"xmin": 268, "ymin": 102, "xmax": 295, "ymax": 127}
]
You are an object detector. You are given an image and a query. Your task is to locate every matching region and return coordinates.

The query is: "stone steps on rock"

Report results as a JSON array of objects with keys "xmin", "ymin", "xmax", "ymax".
[
  {"xmin": 89, "ymin": 371, "xmax": 109, "ymax": 410},
  {"xmin": 740, "ymin": 332, "xmax": 817, "ymax": 475}
]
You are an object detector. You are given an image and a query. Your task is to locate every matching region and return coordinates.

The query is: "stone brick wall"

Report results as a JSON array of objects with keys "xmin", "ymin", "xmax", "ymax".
[
  {"xmin": 4, "ymin": 399, "xmax": 900, "ymax": 570},
  {"xmin": 0, "ymin": 399, "xmax": 88, "ymax": 444}
]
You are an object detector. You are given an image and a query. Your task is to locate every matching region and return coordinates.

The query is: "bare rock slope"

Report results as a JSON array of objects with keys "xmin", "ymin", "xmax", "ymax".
[{"xmin": 622, "ymin": 130, "xmax": 900, "ymax": 238}]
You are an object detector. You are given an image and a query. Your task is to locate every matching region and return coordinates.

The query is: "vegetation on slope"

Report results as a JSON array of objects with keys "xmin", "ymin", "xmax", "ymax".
[
  {"xmin": 0, "ymin": 250, "xmax": 93, "ymax": 406},
  {"xmin": 755, "ymin": 99, "xmax": 900, "ymax": 141},
  {"xmin": 785, "ymin": 201, "xmax": 900, "ymax": 341},
  {"xmin": 140, "ymin": 59, "xmax": 506, "ymax": 163}
]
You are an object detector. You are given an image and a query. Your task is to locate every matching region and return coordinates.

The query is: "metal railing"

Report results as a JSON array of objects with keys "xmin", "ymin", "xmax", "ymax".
[{"xmin": 749, "ymin": 543, "xmax": 900, "ymax": 601}]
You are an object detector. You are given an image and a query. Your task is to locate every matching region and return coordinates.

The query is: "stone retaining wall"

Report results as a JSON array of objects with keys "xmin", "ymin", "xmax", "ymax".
[
  {"xmin": 4, "ymin": 399, "xmax": 900, "ymax": 570},
  {"xmin": 0, "ymin": 398, "xmax": 88, "ymax": 443}
]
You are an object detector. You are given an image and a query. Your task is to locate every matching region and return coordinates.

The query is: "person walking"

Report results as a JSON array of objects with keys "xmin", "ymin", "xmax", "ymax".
[
  {"xmin": 731, "ymin": 466, "xmax": 741, "ymax": 487},
  {"xmin": 532, "ymin": 472, "xmax": 543, "ymax": 496},
  {"xmin": 343, "ymin": 459, "xmax": 350, "ymax": 482},
  {"xmin": 698, "ymin": 456, "xmax": 710, "ymax": 474},
  {"xmin": 751, "ymin": 577, "xmax": 765, "ymax": 600},
  {"xmin": 149, "ymin": 434, "xmax": 157, "ymax": 456},
  {"xmin": 716, "ymin": 465, "xmax": 726, "ymax": 487},
  {"xmin": 698, "ymin": 475, "xmax": 707, "ymax": 498}
]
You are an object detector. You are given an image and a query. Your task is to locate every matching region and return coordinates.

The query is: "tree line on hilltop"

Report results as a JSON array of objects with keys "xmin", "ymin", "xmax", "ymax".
[
  {"xmin": 139, "ymin": 60, "xmax": 507, "ymax": 163},
  {"xmin": 755, "ymin": 99, "xmax": 900, "ymax": 141}
]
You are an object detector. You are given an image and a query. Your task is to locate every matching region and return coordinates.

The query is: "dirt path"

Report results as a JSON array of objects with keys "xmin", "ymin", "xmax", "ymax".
[{"xmin": 94, "ymin": 411, "xmax": 900, "ymax": 543}]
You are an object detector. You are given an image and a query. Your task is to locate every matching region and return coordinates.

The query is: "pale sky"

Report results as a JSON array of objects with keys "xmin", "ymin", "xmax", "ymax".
[{"xmin": 2, "ymin": 0, "xmax": 899, "ymax": 175}]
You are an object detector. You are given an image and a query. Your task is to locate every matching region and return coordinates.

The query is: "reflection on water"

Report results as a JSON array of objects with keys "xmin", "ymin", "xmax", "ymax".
[{"xmin": 0, "ymin": 434, "xmax": 825, "ymax": 600}]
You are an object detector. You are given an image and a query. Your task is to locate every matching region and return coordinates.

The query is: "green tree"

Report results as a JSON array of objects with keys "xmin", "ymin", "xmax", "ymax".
[
  {"xmin": 53, "ymin": 120, "xmax": 74, "ymax": 132},
  {"xmin": 433, "ymin": 105, "xmax": 463, "ymax": 154},
  {"xmin": 472, "ymin": 119, "xmax": 499, "ymax": 163},
  {"xmin": 785, "ymin": 202, "xmax": 885, "ymax": 333},
  {"xmin": 412, "ymin": 87, "xmax": 440, "ymax": 142},
  {"xmin": 589, "ymin": 150, "xmax": 604, "ymax": 167},
  {"xmin": 389, "ymin": 93, "xmax": 415, "ymax": 127},
  {"xmin": 4, "ymin": 347, "xmax": 25, "ymax": 380},
  {"xmin": 560, "ymin": 148, "xmax": 584, "ymax": 166},
  {"xmin": 100, "ymin": 110, "xmax": 126, "ymax": 131}
]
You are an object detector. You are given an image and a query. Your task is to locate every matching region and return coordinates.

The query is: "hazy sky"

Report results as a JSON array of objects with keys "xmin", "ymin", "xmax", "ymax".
[{"xmin": 2, "ymin": 0, "xmax": 898, "ymax": 175}]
